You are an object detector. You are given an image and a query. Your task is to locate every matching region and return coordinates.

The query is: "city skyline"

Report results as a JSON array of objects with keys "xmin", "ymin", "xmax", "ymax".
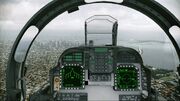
[
  {"xmin": 0, "ymin": 0, "xmax": 180, "ymax": 69},
  {"xmin": 0, "ymin": 1, "xmax": 180, "ymax": 101}
]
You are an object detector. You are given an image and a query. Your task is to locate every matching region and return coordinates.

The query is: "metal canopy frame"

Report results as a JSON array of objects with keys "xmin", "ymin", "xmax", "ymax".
[{"xmin": 6, "ymin": 0, "xmax": 180, "ymax": 100}]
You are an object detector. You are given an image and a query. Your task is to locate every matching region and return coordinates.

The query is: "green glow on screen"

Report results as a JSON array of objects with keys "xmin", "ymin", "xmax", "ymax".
[
  {"xmin": 115, "ymin": 66, "xmax": 138, "ymax": 89},
  {"xmin": 95, "ymin": 48, "xmax": 108, "ymax": 52},
  {"xmin": 61, "ymin": 66, "xmax": 83, "ymax": 88},
  {"xmin": 63, "ymin": 52, "xmax": 83, "ymax": 62}
]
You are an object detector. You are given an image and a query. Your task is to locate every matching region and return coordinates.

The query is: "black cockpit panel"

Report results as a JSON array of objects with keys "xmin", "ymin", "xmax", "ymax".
[{"xmin": 47, "ymin": 46, "xmax": 149, "ymax": 101}]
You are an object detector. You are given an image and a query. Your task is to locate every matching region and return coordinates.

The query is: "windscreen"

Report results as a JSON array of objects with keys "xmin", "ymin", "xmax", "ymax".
[{"xmin": 0, "ymin": 2, "xmax": 179, "ymax": 101}]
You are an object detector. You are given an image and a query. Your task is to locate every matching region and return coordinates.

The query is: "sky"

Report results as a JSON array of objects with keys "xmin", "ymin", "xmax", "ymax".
[
  {"xmin": 0, "ymin": 0, "xmax": 180, "ymax": 69},
  {"xmin": 0, "ymin": 0, "xmax": 179, "ymax": 32}
]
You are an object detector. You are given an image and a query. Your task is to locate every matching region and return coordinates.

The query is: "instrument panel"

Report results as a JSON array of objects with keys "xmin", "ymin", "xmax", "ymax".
[
  {"xmin": 49, "ymin": 46, "xmax": 149, "ymax": 101},
  {"xmin": 114, "ymin": 64, "xmax": 140, "ymax": 91}
]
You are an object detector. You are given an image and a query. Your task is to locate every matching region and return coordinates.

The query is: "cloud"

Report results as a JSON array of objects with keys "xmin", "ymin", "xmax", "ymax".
[
  {"xmin": 0, "ymin": 0, "xmax": 21, "ymax": 4},
  {"xmin": 0, "ymin": 0, "xmax": 45, "ymax": 31},
  {"xmin": 0, "ymin": 0, "xmax": 50, "ymax": 5},
  {"xmin": 43, "ymin": 4, "xmax": 161, "ymax": 32},
  {"xmin": 0, "ymin": 4, "xmax": 13, "ymax": 21},
  {"xmin": 0, "ymin": 0, "xmax": 179, "ymax": 35}
]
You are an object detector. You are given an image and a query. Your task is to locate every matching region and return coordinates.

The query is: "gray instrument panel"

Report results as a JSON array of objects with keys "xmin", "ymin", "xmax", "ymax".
[{"xmin": 53, "ymin": 46, "xmax": 148, "ymax": 101}]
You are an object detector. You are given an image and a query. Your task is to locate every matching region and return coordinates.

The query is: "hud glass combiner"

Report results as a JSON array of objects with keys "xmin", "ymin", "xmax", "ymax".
[
  {"xmin": 5, "ymin": 0, "xmax": 180, "ymax": 100},
  {"xmin": 85, "ymin": 15, "xmax": 118, "ymax": 46}
]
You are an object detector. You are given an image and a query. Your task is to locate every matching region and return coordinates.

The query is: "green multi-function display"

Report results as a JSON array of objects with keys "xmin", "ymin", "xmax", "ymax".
[
  {"xmin": 60, "ymin": 66, "xmax": 84, "ymax": 89},
  {"xmin": 115, "ymin": 65, "xmax": 138, "ymax": 90},
  {"xmin": 63, "ymin": 52, "xmax": 83, "ymax": 62},
  {"xmin": 94, "ymin": 48, "xmax": 108, "ymax": 52}
]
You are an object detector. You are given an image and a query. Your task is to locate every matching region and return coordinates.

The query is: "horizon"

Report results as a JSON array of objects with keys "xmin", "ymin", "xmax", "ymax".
[{"xmin": 0, "ymin": 0, "xmax": 180, "ymax": 70}]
